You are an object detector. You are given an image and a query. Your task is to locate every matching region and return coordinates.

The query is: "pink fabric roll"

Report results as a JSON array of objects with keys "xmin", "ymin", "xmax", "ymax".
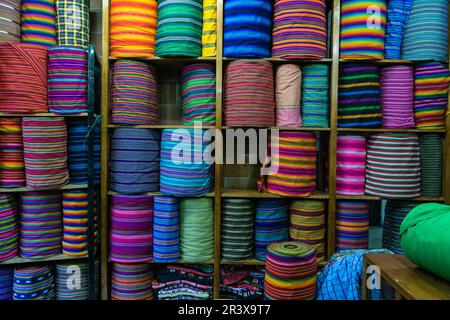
[
  {"xmin": 336, "ymin": 135, "xmax": 366, "ymax": 195},
  {"xmin": 275, "ymin": 64, "xmax": 302, "ymax": 127}
]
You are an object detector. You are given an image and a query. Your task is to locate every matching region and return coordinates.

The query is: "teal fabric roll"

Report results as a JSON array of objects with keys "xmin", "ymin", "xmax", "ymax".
[
  {"xmin": 419, "ymin": 134, "xmax": 443, "ymax": 197},
  {"xmin": 301, "ymin": 64, "xmax": 330, "ymax": 127}
]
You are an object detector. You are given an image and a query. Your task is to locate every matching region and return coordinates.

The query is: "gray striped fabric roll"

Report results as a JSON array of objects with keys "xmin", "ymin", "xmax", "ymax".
[{"xmin": 419, "ymin": 134, "xmax": 443, "ymax": 197}]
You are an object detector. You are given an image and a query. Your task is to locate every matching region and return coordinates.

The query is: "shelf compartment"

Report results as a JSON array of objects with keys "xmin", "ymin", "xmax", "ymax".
[{"xmin": 0, "ymin": 254, "xmax": 88, "ymax": 266}]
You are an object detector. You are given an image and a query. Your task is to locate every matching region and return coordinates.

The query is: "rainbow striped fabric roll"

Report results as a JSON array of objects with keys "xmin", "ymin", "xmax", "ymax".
[
  {"xmin": 419, "ymin": 134, "xmax": 443, "ymax": 197},
  {"xmin": 181, "ymin": 63, "xmax": 216, "ymax": 126},
  {"xmin": 110, "ymin": 194, "xmax": 153, "ymax": 263},
  {"xmin": 264, "ymin": 242, "xmax": 317, "ymax": 300},
  {"xmin": 0, "ymin": 118, "xmax": 25, "ymax": 188},
  {"xmin": 153, "ymin": 196, "xmax": 180, "ymax": 263},
  {"xmin": 0, "ymin": 0, "xmax": 21, "ymax": 42},
  {"xmin": 110, "ymin": 0, "xmax": 157, "ymax": 58},
  {"xmin": 272, "ymin": 0, "xmax": 327, "ymax": 59},
  {"xmin": 365, "ymin": 133, "xmax": 421, "ymax": 198},
  {"xmin": 111, "ymin": 263, "xmax": 154, "ymax": 300},
  {"xmin": 21, "ymin": 0, "xmax": 57, "ymax": 47},
  {"xmin": 55, "ymin": 261, "xmax": 99, "ymax": 300},
  {"xmin": 55, "ymin": 0, "xmax": 90, "ymax": 49},
  {"xmin": 0, "ymin": 267, "xmax": 14, "ymax": 300},
  {"xmin": 22, "ymin": 117, "xmax": 69, "ymax": 189},
  {"xmin": 202, "ymin": 0, "xmax": 216, "ymax": 57},
  {"xmin": 62, "ymin": 189, "xmax": 89, "ymax": 257},
  {"xmin": 336, "ymin": 135, "xmax": 366, "ymax": 196},
  {"xmin": 111, "ymin": 60, "xmax": 159, "ymax": 125},
  {"xmin": 336, "ymin": 201, "xmax": 369, "ymax": 251},
  {"xmin": 340, "ymin": 0, "xmax": 386, "ymax": 60},
  {"xmin": 0, "ymin": 194, "xmax": 18, "ymax": 262},
  {"xmin": 384, "ymin": 0, "xmax": 413, "ymax": 59},
  {"xmin": 289, "ymin": 200, "xmax": 326, "ymax": 263},
  {"xmin": 301, "ymin": 64, "xmax": 329, "ymax": 127},
  {"xmin": 13, "ymin": 265, "xmax": 54, "ymax": 300},
  {"xmin": 275, "ymin": 64, "xmax": 302, "ymax": 127},
  {"xmin": 414, "ymin": 62, "xmax": 450, "ymax": 129},
  {"xmin": 48, "ymin": 46, "xmax": 88, "ymax": 114}
]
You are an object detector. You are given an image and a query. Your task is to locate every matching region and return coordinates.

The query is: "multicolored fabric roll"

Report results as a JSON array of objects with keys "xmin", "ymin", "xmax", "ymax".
[
  {"xmin": 110, "ymin": 194, "xmax": 153, "ymax": 263},
  {"xmin": 110, "ymin": 128, "xmax": 160, "ymax": 194},
  {"xmin": 275, "ymin": 64, "xmax": 302, "ymax": 127},
  {"xmin": 55, "ymin": 0, "xmax": 89, "ymax": 49},
  {"xmin": 180, "ymin": 198, "xmax": 214, "ymax": 263},
  {"xmin": 340, "ymin": 0, "xmax": 386, "ymax": 60},
  {"xmin": 111, "ymin": 60, "xmax": 159, "ymax": 125},
  {"xmin": 21, "ymin": 0, "xmax": 57, "ymax": 47},
  {"xmin": 48, "ymin": 46, "xmax": 88, "ymax": 114},
  {"xmin": 0, "ymin": 118, "xmax": 25, "ymax": 188},
  {"xmin": 181, "ymin": 63, "xmax": 216, "ymax": 126},
  {"xmin": 338, "ymin": 64, "xmax": 382, "ymax": 128},
  {"xmin": 365, "ymin": 134, "xmax": 421, "ymax": 198},
  {"xmin": 55, "ymin": 261, "xmax": 99, "ymax": 300},
  {"xmin": 224, "ymin": 0, "xmax": 272, "ymax": 58},
  {"xmin": 224, "ymin": 60, "xmax": 275, "ymax": 127},
  {"xmin": 0, "ymin": 267, "xmax": 14, "ymax": 300},
  {"xmin": 336, "ymin": 201, "xmax": 369, "ymax": 251},
  {"xmin": 0, "ymin": 42, "xmax": 48, "ymax": 113},
  {"xmin": 414, "ymin": 62, "xmax": 450, "ymax": 129},
  {"xmin": 155, "ymin": 0, "xmax": 202, "ymax": 57},
  {"xmin": 13, "ymin": 265, "xmax": 54, "ymax": 300},
  {"xmin": 384, "ymin": 0, "xmax": 413, "ymax": 59},
  {"xmin": 202, "ymin": 0, "xmax": 216, "ymax": 57},
  {"xmin": 336, "ymin": 135, "xmax": 366, "ymax": 196},
  {"xmin": 62, "ymin": 189, "xmax": 89, "ymax": 257},
  {"xmin": 264, "ymin": 242, "xmax": 317, "ymax": 300},
  {"xmin": 221, "ymin": 199, "xmax": 254, "ymax": 261},
  {"xmin": 272, "ymin": 0, "xmax": 327, "ymax": 59},
  {"xmin": 254, "ymin": 199, "xmax": 289, "ymax": 261},
  {"xmin": 290, "ymin": 201, "xmax": 326, "ymax": 263},
  {"xmin": 301, "ymin": 64, "xmax": 329, "ymax": 127},
  {"xmin": 402, "ymin": 0, "xmax": 448, "ymax": 61},
  {"xmin": 153, "ymin": 196, "xmax": 180, "ymax": 263},
  {"xmin": 111, "ymin": 263, "xmax": 154, "ymax": 300},
  {"xmin": 0, "ymin": 194, "xmax": 18, "ymax": 262},
  {"xmin": 381, "ymin": 65, "xmax": 415, "ymax": 129},
  {"xmin": 160, "ymin": 129, "xmax": 212, "ymax": 197},
  {"xmin": 0, "ymin": 0, "xmax": 21, "ymax": 42},
  {"xmin": 22, "ymin": 117, "xmax": 69, "ymax": 189},
  {"xmin": 419, "ymin": 134, "xmax": 443, "ymax": 197},
  {"xmin": 19, "ymin": 192, "xmax": 62, "ymax": 259},
  {"xmin": 110, "ymin": 0, "xmax": 157, "ymax": 58}
]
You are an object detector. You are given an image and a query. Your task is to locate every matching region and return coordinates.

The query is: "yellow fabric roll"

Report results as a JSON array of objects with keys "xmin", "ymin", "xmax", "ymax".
[{"xmin": 202, "ymin": 0, "xmax": 217, "ymax": 57}]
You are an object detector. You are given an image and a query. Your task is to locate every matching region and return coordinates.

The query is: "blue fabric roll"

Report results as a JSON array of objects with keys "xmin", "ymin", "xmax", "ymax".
[
  {"xmin": 13, "ymin": 265, "xmax": 55, "ymax": 300},
  {"xmin": 0, "ymin": 267, "xmax": 13, "ymax": 300},
  {"xmin": 301, "ymin": 64, "xmax": 330, "ymax": 128},
  {"xmin": 384, "ymin": 0, "xmax": 413, "ymax": 59},
  {"xmin": 153, "ymin": 196, "xmax": 180, "ymax": 262}
]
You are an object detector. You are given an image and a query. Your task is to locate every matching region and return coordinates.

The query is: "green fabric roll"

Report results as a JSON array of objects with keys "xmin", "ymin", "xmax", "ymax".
[{"xmin": 419, "ymin": 134, "xmax": 443, "ymax": 197}]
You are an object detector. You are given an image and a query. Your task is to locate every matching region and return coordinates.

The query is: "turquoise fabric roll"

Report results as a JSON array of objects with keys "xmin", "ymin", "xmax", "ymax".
[{"xmin": 301, "ymin": 64, "xmax": 330, "ymax": 127}]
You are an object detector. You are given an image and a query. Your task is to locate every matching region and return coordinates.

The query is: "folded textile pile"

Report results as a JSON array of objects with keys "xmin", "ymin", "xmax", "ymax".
[{"xmin": 220, "ymin": 266, "xmax": 265, "ymax": 300}]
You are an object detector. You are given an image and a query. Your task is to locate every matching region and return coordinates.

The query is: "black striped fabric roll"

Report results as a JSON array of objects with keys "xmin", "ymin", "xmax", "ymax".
[{"xmin": 419, "ymin": 134, "xmax": 443, "ymax": 197}]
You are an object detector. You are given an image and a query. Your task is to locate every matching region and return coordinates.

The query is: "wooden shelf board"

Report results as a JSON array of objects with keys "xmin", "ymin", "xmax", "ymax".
[
  {"xmin": 340, "ymin": 59, "xmax": 449, "ymax": 64},
  {"xmin": 0, "ymin": 254, "xmax": 88, "ymax": 265},
  {"xmin": 107, "ymin": 124, "xmax": 216, "ymax": 129},
  {"xmin": 0, "ymin": 184, "xmax": 88, "ymax": 193},
  {"xmin": 109, "ymin": 56, "xmax": 216, "ymax": 63},
  {"xmin": 336, "ymin": 195, "xmax": 444, "ymax": 202},
  {"xmin": 0, "ymin": 113, "xmax": 88, "ymax": 117},
  {"xmin": 223, "ymin": 57, "xmax": 332, "ymax": 63},
  {"xmin": 221, "ymin": 189, "xmax": 329, "ymax": 199},
  {"xmin": 222, "ymin": 126, "xmax": 331, "ymax": 132},
  {"xmin": 108, "ymin": 190, "xmax": 215, "ymax": 197},
  {"xmin": 337, "ymin": 128, "xmax": 446, "ymax": 133},
  {"xmin": 108, "ymin": 259, "xmax": 215, "ymax": 265}
]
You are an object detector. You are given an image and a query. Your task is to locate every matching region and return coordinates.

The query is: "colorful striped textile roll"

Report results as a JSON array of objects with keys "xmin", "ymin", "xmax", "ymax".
[
  {"xmin": 381, "ymin": 65, "xmax": 415, "ymax": 129},
  {"xmin": 19, "ymin": 192, "xmax": 62, "ymax": 259},
  {"xmin": 336, "ymin": 135, "xmax": 366, "ymax": 196},
  {"xmin": 110, "ymin": 194, "xmax": 153, "ymax": 263},
  {"xmin": 224, "ymin": 0, "xmax": 273, "ymax": 58},
  {"xmin": 0, "ymin": 42, "xmax": 48, "ymax": 113},
  {"xmin": 336, "ymin": 201, "xmax": 369, "ymax": 251},
  {"xmin": 0, "ymin": 194, "xmax": 18, "ymax": 262},
  {"xmin": 0, "ymin": 118, "xmax": 25, "ymax": 188},
  {"xmin": 55, "ymin": 261, "xmax": 99, "ymax": 300},
  {"xmin": 181, "ymin": 63, "xmax": 216, "ymax": 126},
  {"xmin": 22, "ymin": 117, "xmax": 69, "ymax": 189},
  {"xmin": 110, "ymin": 0, "xmax": 157, "ymax": 58},
  {"xmin": 384, "ymin": 0, "xmax": 413, "ymax": 59},
  {"xmin": 110, "ymin": 128, "xmax": 160, "ymax": 194},
  {"xmin": 0, "ymin": 267, "xmax": 13, "ymax": 300},
  {"xmin": 255, "ymin": 199, "xmax": 289, "ymax": 261},
  {"xmin": 264, "ymin": 242, "xmax": 317, "ymax": 300},
  {"xmin": 272, "ymin": 0, "xmax": 327, "ymax": 59},
  {"xmin": 275, "ymin": 64, "xmax": 302, "ymax": 127},
  {"xmin": 224, "ymin": 60, "xmax": 275, "ymax": 127},
  {"xmin": 160, "ymin": 129, "xmax": 213, "ymax": 197},
  {"xmin": 265, "ymin": 131, "xmax": 317, "ymax": 197},
  {"xmin": 13, "ymin": 265, "xmax": 54, "ymax": 300},
  {"xmin": 180, "ymin": 198, "xmax": 214, "ymax": 263},
  {"xmin": 419, "ymin": 134, "xmax": 443, "ymax": 197},
  {"xmin": 202, "ymin": 0, "xmax": 216, "ymax": 57},
  {"xmin": 365, "ymin": 134, "xmax": 421, "ymax": 198},
  {"xmin": 414, "ymin": 62, "xmax": 450, "ymax": 129},
  {"xmin": 340, "ymin": 0, "xmax": 387, "ymax": 60},
  {"xmin": 338, "ymin": 64, "xmax": 382, "ymax": 128},
  {"xmin": 153, "ymin": 196, "xmax": 180, "ymax": 263},
  {"xmin": 48, "ymin": 46, "xmax": 88, "ymax": 114},
  {"xmin": 402, "ymin": 0, "xmax": 448, "ymax": 61},
  {"xmin": 21, "ymin": 0, "xmax": 57, "ymax": 47},
  {"xmin": 221, "ymin": 199, "xmax": 254, "ymax": 261},
  {"xmin": 55, "ymin": 0, "xmax": 89, "ymax": 49},
  {"xmin": 301, "ymin": 64, "xmax": 329, "ymax": 127},
  {"xmin": 0, "ymin": 0, "xmax": 21, "ymax": 42},
  {"xmin": 62, "ymin": 189, "xmax": 89, "ymax": 257},
  {"xmin": 289, "ymin": 200, "xmax": 326, "ymax": 263},
  {"xmin": 155, "ymin": 0, "xmax": 202, "ymax": 57},
  {"xmin": 111, "ymin": 263, "xmax": 154, "ymax": 300}
]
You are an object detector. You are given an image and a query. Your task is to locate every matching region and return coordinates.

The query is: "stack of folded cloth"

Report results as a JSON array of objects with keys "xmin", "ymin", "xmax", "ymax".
[{"xmin": 219, "ymin": 266, "xmax": 265, "ymax": 300}]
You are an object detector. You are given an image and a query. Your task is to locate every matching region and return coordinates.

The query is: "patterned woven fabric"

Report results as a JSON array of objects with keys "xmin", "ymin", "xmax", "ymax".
[
  {"xmin": 275, "ymin": 64, "xmax": 302, "ymax": 127},
  {"xmin": 365, "ymin": 133, "xmax": 421, "ymax": 198},
  {"xmin": 55, "ymin": 0, "xmax": 89, "ymax": 49},
  {"xmin": 0, "ymin": 267, "xmax": 14, "ymax": 300},
  {"xmin": 338, "ymin": 64, "xmax": 382, "ymax": 128},
  {"xmin": 224, "ymin": 60, "xmax": 275, "ymax": 127},
  {"xmin": 201, "ymin": 0, "xmax": 216, "ymax": 57},
  {"xmin": 340, "ymin": 0, "xmax": 386, "ymax": 60},
  {"xmin": 336, "ymin": 201, "xmax": 369, "ymax": 251},
  {"xmin": 0, "ymin": 0, "xmax": 21, "ymax": 42},
  {"xmin": 224, "ymin": 0, "xmax": 273, "ymax": 58},
  {"xmin": 22, "ymin": 117, "xmax": 69, "ymax": 189},
  {"xmin": 155, "ymin": 0, "xmax": 202, "ymax": 57},
  {"xmin": 336, "ymin": 135, "xmax": 366, "ymax": 196},
  {"xmin": 272, "ymin": 0, "xmax": 327, "ymax": 59},
  {"xmin": 0, "ymin": 42, "xmax": 48, "ymax": 113},
  {"xmin": 111, "ymin": 60, "xmax": 159, "ymax": 125},
  {"xmin": 13, "ymin": 265, "xmax": 54, "ymax": 300},
  {"xmin": 21, "ymin": 0, "xmax": 57, "ymax": 47},
  {"xmin": 0, "ymin": 118, "xmax": 25, "ymax": 188},
  {"xmin": 55, "ymin": 261, "xmax": 99, "ymax": 300},
  {"xmin": 153, "ymin": 196, "xmax": 180, "ymax": 263},
  {"xmin": 384, "ymin": 0, "xmax": 413, "ymax": 59},
  {"xmin": 62, "ymin": 189, "xmax": 89, "ymax": 257},
  {"xmin": 264, "ymin": 242, "xmax": 317, "ymax": 300},
  {"xmin": 48, "ymin": 46, "xmax": 88, "ymax": 114},
  {"xmin": 110, "ymin": 0, "xmax": 157, "ymax": 58},
  {"xmin": 301, "ymin": 64, "xmax": 329, "ymax": 127},
  {"xmin": 111, "ymin": 263, "xmax": 154, "ymax": 300},
  {"xmin": 181, "ymin": 63, "xmax": 216, "ymax": 126},
  {"xmin": 419, "ymin": 134, "xmax": 443, "ymax": 197},
  {"xmin": 0, "ymin": 194, "xmax": 18, "ymax": 262}
]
